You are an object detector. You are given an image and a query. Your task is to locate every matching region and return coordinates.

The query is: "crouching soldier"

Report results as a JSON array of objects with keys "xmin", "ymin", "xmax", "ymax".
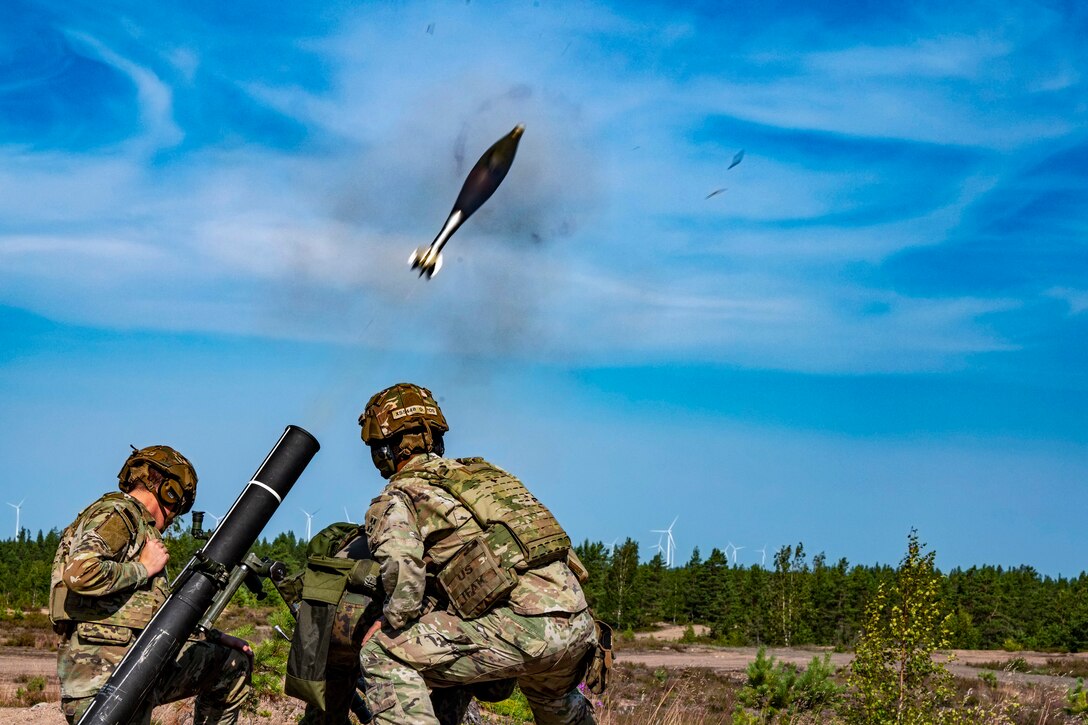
[
  {"xmin": 356, "ymin": 383, "xmax": 599, "ymax": 725},
  {"xmin": 284, "ymin": 522, "xmax": 515, "ymax": 724}
]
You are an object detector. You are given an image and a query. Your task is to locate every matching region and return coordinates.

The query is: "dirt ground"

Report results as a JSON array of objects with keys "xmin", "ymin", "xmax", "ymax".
[{"xmin": 2, "ymin": 638, "xmax": 1085, "ymax": 723}]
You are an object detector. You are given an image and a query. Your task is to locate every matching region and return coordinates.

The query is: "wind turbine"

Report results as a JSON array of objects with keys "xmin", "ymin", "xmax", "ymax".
[
  {"xmin": 756, "ymin": 545, "xmax": 768, "ymax": 567},
  {"xmin": 651, "ymin": 533, "xmax": 665, "ymax": 561},
  {"xmin": 206, "ymin": 512, "xmax": 223, "ymax": 528},
  {"xmin": 343, "ymin": 507, "xmax": 356, "ymax": 524},
  {"xmin": 725, "ymin": 541, "xmax": 737, "ymax": 562},
  {"xmin": 7, "ymin": 499, "xmax": 24, "ymax": 540},
  {"xmin": 301, "ymin": 508, "xmax": 319, "ymax": 540},
  {"xmin": 651, "ymin": 516, "xmax": 678, "ymax": 568},
  {"xmin": 731, "ymin": 545, "xmax": 746, "ymax": 564}
]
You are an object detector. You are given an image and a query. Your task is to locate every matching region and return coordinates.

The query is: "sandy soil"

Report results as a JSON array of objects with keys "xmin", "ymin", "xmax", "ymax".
[
  {"xmin": 2, "ymin": 641, "xmax": 1085, "ymax": 722},
  {"xmin": 620, "ymin": 646, "xmax": 1087, "ymax": 688},
  {"xmin": 0, "ymin": 647, "xmax": 305, "ymax": 724}
]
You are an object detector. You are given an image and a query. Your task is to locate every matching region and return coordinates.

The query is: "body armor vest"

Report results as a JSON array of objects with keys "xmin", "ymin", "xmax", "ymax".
[
  {"xmin": 393, "ymin": 457, "xmax": 572, "ymax": 618},
  {"xmin": 49, "ymin": 493, "xmax": 168, "ymax": 631}
]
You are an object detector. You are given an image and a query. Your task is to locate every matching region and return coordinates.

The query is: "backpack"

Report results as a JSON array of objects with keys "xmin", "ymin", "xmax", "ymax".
[{"xmin": 283, "ymin": 523, "xmax": 381, "ymax": 710}]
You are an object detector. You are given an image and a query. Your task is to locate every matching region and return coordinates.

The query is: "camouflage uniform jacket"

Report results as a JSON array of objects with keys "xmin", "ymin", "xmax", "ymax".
[
  {"xmin": 364, "ymin": 453, "xmax": 588, "ymax": 630},
  {"xmin": 51, "ymin": 491, "xmax": 169, "ymax": 698}
]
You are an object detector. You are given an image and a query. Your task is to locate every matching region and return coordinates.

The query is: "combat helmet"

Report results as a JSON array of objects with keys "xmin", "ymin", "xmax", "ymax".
[
  {"xmin": 359, "ymin": 383, "xmax": 448, "ymax": 477},
  {"xmin": 118, "ymin": 445, "xmax": 198, "ymax": 515}
]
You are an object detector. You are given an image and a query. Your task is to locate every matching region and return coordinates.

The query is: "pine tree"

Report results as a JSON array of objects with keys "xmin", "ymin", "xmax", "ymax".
[{"xmin": 601, "ymin": 538, "xmax": 640, "ymax": 631}]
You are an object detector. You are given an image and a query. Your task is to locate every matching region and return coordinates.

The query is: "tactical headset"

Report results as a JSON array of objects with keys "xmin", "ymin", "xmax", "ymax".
[
  {"xmin": 118, "ymin": 445, "xmax": 196, "ymax": 515},
  {"xmin": 370, "ymin": 430, "xmax": 444, "ymax": 479}
]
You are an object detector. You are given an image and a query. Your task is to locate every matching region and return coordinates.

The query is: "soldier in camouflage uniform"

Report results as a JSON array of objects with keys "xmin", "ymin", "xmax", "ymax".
[
  {"xmin": 286, "ymin": 524, "xmax": 514, "ymax": 725},
  {"xmin": 356, "ymin": 383, "xmax": 597, "ymax": 725},
  {"xmin": 50, "ymin": 445, "xmax": 253, "ymax": 725}
]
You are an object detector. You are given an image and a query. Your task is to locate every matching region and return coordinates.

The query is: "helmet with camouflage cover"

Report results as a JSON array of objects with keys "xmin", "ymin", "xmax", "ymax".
[
  {"xmin": 359, "ymin": 383, "xmax": 448, "ymax": 443},
  {"xmin": 118, "ymin": 444, "xmax": 198, "ymax": 515},
  {"xmin": 359, "ymin": 383, "xmax": 448, "ymax": 477}
]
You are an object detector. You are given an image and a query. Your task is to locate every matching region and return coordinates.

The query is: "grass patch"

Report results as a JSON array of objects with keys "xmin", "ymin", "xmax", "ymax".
[
  {"xmin": 3, "ymin": 631, "xmax": 36, "ymax": 647},
  {"xmin": 966, "ymin": 657, "xmax": 1088, "ymax": 679},
  {"xmin": 479, "ymin": 685, "xmax": 534, "ymax": 722},
  {"xmin": 0, "ymin": 674, "xmax": 50, "ymax": 707},
  {"xmin": 0, "ymin": 610, "xmax": 52, "ymax": 629}
]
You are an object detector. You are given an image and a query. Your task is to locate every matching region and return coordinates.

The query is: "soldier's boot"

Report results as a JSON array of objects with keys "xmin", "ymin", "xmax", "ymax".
[
  {"xmin": 431, "ymin": 686, "xmax": 473, "ymax": 725},
  {"xmin": 61, "ymin": 695, "xmax": 94, "ymax": 725},
  {"xmin": 61, "ymin": 695, "xmax": 157, "ymax": 725},
  {"xmin": 519, "ymin": 679, "xmax": 597, "ymax": 725}
]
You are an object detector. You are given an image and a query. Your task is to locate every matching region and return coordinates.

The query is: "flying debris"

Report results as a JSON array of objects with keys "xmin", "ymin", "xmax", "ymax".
[
  {"xmin": 705, "ymin": 188, "xmax": 727, "ymax": 199},
  {"xmin": 728, "ymin": 149, "xmax": 745, "ymax": 170},
  {"xmin": 426, "ymin": 23, "xmax": 435, "ymax": 35},
  {"xmin": 409, "ymin": 124, "xmax": 524, "ymax": 279}
]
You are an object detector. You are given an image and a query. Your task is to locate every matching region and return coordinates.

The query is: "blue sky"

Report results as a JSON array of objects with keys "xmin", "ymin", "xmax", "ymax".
[{"xmin": 1, "ymin": 0, "xmax": 1085, "ymax": 577}]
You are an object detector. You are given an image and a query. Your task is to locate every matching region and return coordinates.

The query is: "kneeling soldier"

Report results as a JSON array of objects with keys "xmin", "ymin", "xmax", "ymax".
[{"xmin": 357, "ymin": 383, "xmax": 598, "ymax": 725}]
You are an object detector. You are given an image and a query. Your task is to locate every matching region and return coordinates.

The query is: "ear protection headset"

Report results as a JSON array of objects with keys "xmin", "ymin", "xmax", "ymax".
[
  {"xmin": 118, "ymin": 446, "xmax": 195, "ymax": 515},
  {"xmin": 157, "ymin": 477, "xmax": 193, "ymax": 515},
  {"xmin": 370, "ymin": 429, "xmax": 445, "ymax": 479}
]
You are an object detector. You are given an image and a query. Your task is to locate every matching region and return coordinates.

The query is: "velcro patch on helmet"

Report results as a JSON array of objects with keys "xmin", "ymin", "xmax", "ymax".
[{"xmin": 93, "ymin": 512, "xmax": 136, "ymax": 555}]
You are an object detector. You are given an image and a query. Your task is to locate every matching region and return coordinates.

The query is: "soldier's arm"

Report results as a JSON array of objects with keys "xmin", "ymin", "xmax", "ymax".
[
  {"xmin": 365, "ymin": 493, "xmax": 426, "ymax": 630},
  {"xmin": 62, "ymin": 507, "xmax": 149, "ymax": 596}
]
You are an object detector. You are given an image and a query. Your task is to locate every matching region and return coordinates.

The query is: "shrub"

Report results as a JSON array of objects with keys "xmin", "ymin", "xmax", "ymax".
[
  {"xmin": 733, "ymin": 647, "xmax": 842, "ymax": 723},
  {"xmin": 1001, "ymin": 638, "xmax": 1024, "ymax": 652},
  {"xmin": 1003, "ymin": 657, "xmax": 1030, "ymax": 674},
  {"xmin": 14, "ymin": 675, "xmax": 48, "ymax": 706},
  {"xmin": 230, "ymin": 602, "xmax": 295, "ymax": 713},
  {"xmin": 1067, "ymin": 678, "xmax": 1088, "ymax": 718},
  {"xmin": 6, "ymin": 630, "xmax": 36, "ymax": 647}
]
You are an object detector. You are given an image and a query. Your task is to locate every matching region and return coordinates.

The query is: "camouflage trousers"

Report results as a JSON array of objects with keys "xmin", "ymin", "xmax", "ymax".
[
  {"xmin": 360, "ymin": 606, "xmax": 597, "ymax": 725},
  {"xmin": 298, "ymin": 660, "xmax": 504, "ymax": 725},
  {"xmin": 59, "ymin": 624, "xmax": 251, "ymax": 725},
  {"xmin": 298, "ymin": 666, "xmax": 500, "ymax": 725}
]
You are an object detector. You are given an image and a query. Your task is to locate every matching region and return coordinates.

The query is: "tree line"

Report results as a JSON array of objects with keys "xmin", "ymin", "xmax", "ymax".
[
  {"xmin": 3, "ymin": 528, "xmax": 1086, "ymax": 652},
  {"xmin": 574, "ymin": 538, "xmax": 1088, "ymax": 652},
  {"xmin": 0, "ymin": 526, "xmax": 308, "ymax": 612}
]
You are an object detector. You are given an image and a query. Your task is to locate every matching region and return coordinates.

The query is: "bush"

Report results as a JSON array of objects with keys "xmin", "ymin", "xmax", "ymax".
[
  {"xmin": 14, "ymin": 675, "xmax": 48, "ymax": 706},
  {"xmin": 230, "ymin": 602, "xmax": 295, "ymax": 714},
  {"xmin": 5, "ymin": 630, "xmax": 36, "ymax": 647},
  {"xmin": 1003, "ymin": 657, "xmax": 1030, "ymax": 674},
  {"xmin": 1001, "ymin": 638, "xmax": 1024, "ymax": 652},
  {"xmin": 733, "ymin": 647, "xmax": 842, "ymax": 723},
  {"xmin": 1067, "ymin": 678, "xmax": 1088, "ymax": 718}
]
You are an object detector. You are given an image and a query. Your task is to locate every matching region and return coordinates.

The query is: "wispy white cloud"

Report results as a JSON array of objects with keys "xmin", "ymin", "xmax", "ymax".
[
  {"xmin": 62, "ymin": 29, "xmax": 183, "ymax": 152},
  {"xmin": 1045, "ymin": 287, "xmax": 1088, "ymax": 315},
  {"xmin": 0, "ymin": 0, "xmax": 1082, "ymax": 377}
]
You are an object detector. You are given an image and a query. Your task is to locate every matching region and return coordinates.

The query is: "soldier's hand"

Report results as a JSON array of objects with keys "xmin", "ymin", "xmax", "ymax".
[
  {"xmin": 138, "ymin": 538, "xmax": 170, "ymax": 577},
  {"xmin": 217, "ymin": 632, "xmax": 255, "ymax": 673}
]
